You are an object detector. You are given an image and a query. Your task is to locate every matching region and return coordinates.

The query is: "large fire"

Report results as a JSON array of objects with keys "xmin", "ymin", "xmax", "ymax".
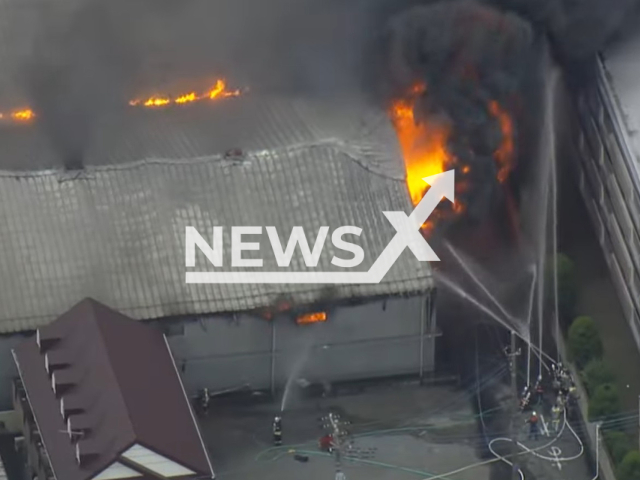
[
  {"xmin": 389, "ymin": 83, "xmax": 453, "ymax": 206},
  {"xmin": 0, "ymin": 79, "xmax": 242, "ymax": 125},
  {"xmin": 390, "ymin": 83, "xmax": 514, "ymax": 233}
]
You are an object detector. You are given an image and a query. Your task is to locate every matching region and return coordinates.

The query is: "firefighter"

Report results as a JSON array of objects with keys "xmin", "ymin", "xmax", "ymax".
[
  {"xmin": 519, "ymin": 385, "xmax": 531, "ymax": 411},
  {"xmin": 566, "ymin": 383, "xmax": 579, "ymax": 419},
  {"xmin": 273, "ymin": 416, "xmax": 283, "ymax": 446},
  {"xmin": 568, "ymin": 382, "xmax": 578, "ymax": 400},
  {"xmin": 319, "ymin": 434, "xmax": 333, "ymax": 453},
  {"xmin": 199, "ymin": 388, "xmax": 211, "ymax": 416},
  {"xmin": 551, "ymin": 402, "xmax": 562, "ymax": 432},
  {"xmin": 526, "ymin": 411, "xmax": 540, "ymax": 441},
  {"xmin": 534, "ymin": 377, "xmax": 544, "ymax": 405}
]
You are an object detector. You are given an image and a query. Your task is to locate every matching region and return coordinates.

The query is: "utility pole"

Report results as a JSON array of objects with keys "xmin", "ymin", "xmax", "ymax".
[
  {"xmin": 505, "ymin": 330, "xmax": 521, "ymax": 480},
  {"xmin": 325, "ymin": 412, "xmax": 347, "ymax": 480}
]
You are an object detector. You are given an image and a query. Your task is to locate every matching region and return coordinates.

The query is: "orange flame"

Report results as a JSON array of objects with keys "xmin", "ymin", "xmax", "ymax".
[
  {"xmin": 175, "ymin": 92, "xmax": 198, "ymax": 104},
  {"xmin": 390, "ymin": 84, "xmax": 514, "ymax": 233},
  {"xmin": 296, "ymin": 312, "xmax": 327, "ymax": 325},
  {"xmin": 143, "ymin": 96, "xmax": 171, "ymax": 107},
  {"xmin": 489, "ymin": 100, "xmax": 514, "ymax": 183},
  {"xmin": 11, "ymin": 109, "xmax": 35, "ymax": 121},
  {"xmin": 129, "ymin": 79, "xmax": 242, "ymax": 109},
  {"xmin": 207, "ymin": 79, "xmax": 241, "ymax": 99},
  {"xmin": 389, "ymin": 83, "xmax": 453, "ymax": 207},
  {"xmin": 0, "ymin": 79, "xmax": 242, "ymax": 126}
]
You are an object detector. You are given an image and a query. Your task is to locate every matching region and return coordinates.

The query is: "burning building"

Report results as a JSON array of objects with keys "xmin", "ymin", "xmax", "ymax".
[{"xmin": 0, "ymin": 90, "xmax": 438, "ymax": 409}]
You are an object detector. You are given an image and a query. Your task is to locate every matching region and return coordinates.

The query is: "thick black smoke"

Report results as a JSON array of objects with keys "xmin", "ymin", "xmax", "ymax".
[
  {"xmin": 379, "ymin": 0, "xmax": 640, "ymax": 225},
  {"xmin": 381, "ymin": 1, "xmax": 535, "ymax": 222},
  {"xmin": 20, "ymin": 0, "xmax": 640, "ymax": 172}
]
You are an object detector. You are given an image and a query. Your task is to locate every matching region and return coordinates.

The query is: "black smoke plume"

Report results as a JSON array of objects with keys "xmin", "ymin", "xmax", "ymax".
[
  {"xmin": 378, "ymin": 0, "xmax": 639, "ymax": 226},
  {"xmin": 380, "ymin": 1, "xmax": 535, "ymax": 222},
  {"xmin": 19, "ymin": 0, "xmax": 640, "ymax": 174}
]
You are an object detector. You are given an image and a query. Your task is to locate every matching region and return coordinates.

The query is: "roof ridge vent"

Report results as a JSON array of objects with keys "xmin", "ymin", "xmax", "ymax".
[
  {"xmin": 75, "ymin": 440, "xmax": 100, "ymax": 466},
  {"xmin": 60, "ymin": 394, "xmax": 84, "ymax": 420},
  {"xmin": 51, "ymin": 370, "xmax": 78, "ymax": 396},
  {"xmin": 45, "ymin": 351, "xmax": 71, "ymax": 376},
  {"xmin": 36, "ymin": 328, "xmax": 61, "ymax": 353}
]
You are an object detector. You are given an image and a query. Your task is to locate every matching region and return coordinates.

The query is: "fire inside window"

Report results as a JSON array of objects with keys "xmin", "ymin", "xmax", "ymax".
[{"xmin": 296, "ymin": 312, "xmax": 327, "ymax": 325}]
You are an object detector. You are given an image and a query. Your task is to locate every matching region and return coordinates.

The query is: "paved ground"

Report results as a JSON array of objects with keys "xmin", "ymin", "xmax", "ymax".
[
  {"xmin": 196, "ymin": 380, "xmax": 596, "ymax": 480},
  {"xmin": 199, "ymin": 382, "xmax": 493, "ymax": 480}
]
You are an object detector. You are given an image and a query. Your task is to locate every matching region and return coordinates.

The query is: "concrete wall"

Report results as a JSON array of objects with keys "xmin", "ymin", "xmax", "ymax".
[{"xmin": 168, "ymin": 295, "xmax": 437, "ymax": 395}]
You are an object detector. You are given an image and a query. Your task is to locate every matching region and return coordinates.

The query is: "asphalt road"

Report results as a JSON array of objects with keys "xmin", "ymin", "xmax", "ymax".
[{"xmin": 195, "ymin": 380, "xmax": 596, "ymax": 480}]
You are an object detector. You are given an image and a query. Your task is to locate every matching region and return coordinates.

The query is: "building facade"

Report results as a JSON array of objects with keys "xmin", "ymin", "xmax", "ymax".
[
  {"xmin": 574, "ymin": 45, "xmax": 640, "ymax": 350},
  {"xmin": 0, "ymin": 94, "xmax": 437, "ymax": 410}
]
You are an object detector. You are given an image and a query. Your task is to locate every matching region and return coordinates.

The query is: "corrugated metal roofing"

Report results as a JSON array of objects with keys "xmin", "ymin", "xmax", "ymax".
[{"xmin": 0, "ymin": 96, "xmax": 432, "ymax": 333}]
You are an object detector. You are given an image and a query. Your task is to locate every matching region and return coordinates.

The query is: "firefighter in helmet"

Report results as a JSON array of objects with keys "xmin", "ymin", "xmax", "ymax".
[
  {"xmin": 273, "ymin": 416, "xmax": 283, "ymax": 446},
  {"xmin": 199, "ymin": 388, "xmax": 211, "ymax": 416}
]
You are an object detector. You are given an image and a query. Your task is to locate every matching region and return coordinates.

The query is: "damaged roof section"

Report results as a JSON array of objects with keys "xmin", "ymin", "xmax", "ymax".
[
  {"xmin": 0, "ymin": 98, "xmax": 432, "ymax": 333},
  {"xmin": 12, "ymin": 298, "xmax": 214, "ymax": 480}
]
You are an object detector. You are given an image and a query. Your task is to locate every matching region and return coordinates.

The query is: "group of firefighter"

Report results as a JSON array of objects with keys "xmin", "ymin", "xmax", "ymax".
[{"xmin": 521, "ymin": 362, "xmax": 579, "ymax": 440}]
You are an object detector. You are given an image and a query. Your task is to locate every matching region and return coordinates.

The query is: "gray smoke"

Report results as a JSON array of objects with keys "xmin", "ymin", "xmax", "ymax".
[
  {"xmin": 20, "ymin": 0, "xmax": 639, "ymax": 172},
  {"xmin": 26, "ymin": 1, "xmax": 140, "ymax": 170},
  {"xmin": 22, "ymin": 0, "xmax": 382, "ymax": 170},
  {"xmin": 491, "ymin": 0, "xmax": 640, "ymax": 60}
]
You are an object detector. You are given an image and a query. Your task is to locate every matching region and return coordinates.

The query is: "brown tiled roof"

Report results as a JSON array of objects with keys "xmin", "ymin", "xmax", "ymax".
[{"xmin": 13, "ymin": 298, "xmax": 213, "ymax": 480}]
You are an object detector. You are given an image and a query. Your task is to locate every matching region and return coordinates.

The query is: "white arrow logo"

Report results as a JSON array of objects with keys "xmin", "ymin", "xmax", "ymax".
[{"xmin": 186, "ymin": 170, "xmax": 454, "ymax": 284}]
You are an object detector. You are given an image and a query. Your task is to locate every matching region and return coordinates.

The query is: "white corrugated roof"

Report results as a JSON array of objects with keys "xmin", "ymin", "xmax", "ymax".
[
  {"xmin": 0, "ymin": 0, "xmax": 432, "ymax": 332},
  {"xmin": 0, "ymin": 95, "xmax": 432, "ymax": 333}
]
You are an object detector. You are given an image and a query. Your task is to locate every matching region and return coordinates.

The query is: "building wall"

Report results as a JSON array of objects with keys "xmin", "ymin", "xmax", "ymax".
[
  {"xmin": 167, "ymin": 294, "xmax": 437, "ymax": 395},
  {"xmin": 574, "ymin": 57, "xmax": 640, "ymax": 351},
  {"xmin": 0, "ymin": 294, "xmax": 437, "ymax": 409},
  {"xmin": 0, "ymin": 334, "xmax": 26, "ymax": 410}
]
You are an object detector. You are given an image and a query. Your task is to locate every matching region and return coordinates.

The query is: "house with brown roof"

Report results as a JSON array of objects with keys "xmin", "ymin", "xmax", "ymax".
[{"xmin": 11, "ymin": 298, "xmax": 214, "ymax": 480}]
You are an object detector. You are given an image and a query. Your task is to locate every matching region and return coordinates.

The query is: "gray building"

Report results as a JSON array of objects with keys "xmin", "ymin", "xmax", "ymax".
[
  {"xmin": 0, "ymin": 94, "xmax": 437, "ymax": 409},
  {"xmin": 574, "ymin": 24, "xmax": 640, "ymax": 351}
]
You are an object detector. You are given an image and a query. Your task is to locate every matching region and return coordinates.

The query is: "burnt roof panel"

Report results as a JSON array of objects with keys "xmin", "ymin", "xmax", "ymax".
[{"xmin": 0, "ymin": 100, "xmax": 432, "ymax": 332}]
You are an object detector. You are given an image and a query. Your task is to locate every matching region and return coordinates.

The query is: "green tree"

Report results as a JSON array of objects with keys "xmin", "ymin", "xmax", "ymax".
[
  {"xmin": 582, "ymin": 359, "xmax": 615, "ymax": 395},
  {"xmin": 568, "ymin": 316, "xmax": 603, "ymax": 368},
  {"xmin": 604, "ymin": 430, "xmax": 633, "ymax": 465},
  {"xmin": 546, "ymin": 253, "xmax": 578, "ymax": 327},
  {"xmin": 618, "ymin": 451, "xmax": 640, "ymax": 480},
  {"xmin": 589, "ymin": 383, "xmax": 621, "ymax": 420}
]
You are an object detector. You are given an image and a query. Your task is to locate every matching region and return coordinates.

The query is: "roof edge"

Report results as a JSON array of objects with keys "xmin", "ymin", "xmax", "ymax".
[{"xmin": 163, "ymin": 335, "xmax": 214, "ymax": 478}]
